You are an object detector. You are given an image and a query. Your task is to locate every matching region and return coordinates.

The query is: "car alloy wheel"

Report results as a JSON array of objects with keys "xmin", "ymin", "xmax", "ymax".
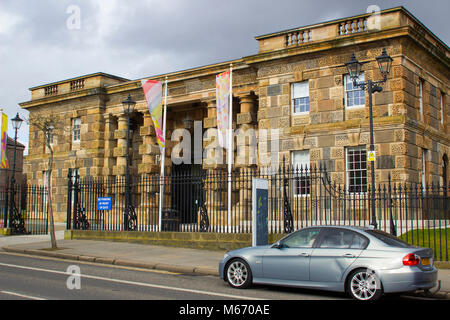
[
  {"xmin": 348, "ymin": 269, "xmax": 382, "ymax": 301},
  {"xmin": 226, "ymin": 259, "xmax": 252, "ymax": 289}
]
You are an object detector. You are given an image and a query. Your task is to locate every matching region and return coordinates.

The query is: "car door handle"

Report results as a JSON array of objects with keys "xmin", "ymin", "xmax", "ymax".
[
  {"xmin": 342, "ymin": 253, "xmax": 355, "ymax": 258},
  {"xmin": 299, "ymin": 252, "xmax": 310, "ymax": 257}
]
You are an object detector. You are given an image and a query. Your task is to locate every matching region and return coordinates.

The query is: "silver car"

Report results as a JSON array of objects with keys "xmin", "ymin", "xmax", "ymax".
[{"xmin": 219, "ymin": 226, "xmax": 438, "ymax": 300}]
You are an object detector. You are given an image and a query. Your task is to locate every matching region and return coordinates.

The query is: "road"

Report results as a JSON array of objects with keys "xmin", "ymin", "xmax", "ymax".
[
  {"xmin": 0, "ymin": 250, "xmax": 445, "ymax": 319},
  {"xmin": 0, "ymin": 252, "xmax": 348, "ymax": 301}
]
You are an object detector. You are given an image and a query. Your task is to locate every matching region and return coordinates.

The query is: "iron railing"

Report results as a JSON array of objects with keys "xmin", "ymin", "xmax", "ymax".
[
  {"xmin": 67, "ymin": 165, "xmax": 449, "ymax": 261},
  {"xmin": 0, "ymin": 182, "xmax": 48, "ymax": 235}
]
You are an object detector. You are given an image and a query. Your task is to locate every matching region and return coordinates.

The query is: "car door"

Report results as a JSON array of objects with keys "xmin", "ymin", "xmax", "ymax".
[
  {"xmin": 309, "ymin": 228, "xmax": 368, "ymax": 283},
  {"xmin": 262, "ymin": 228, "xmax": 321, "ymax": 282}
]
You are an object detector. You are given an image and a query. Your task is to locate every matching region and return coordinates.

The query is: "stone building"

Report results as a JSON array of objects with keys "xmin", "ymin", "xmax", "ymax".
[
  {"xmin": 20, "ymin": 7, "xmax": 449, "ymax": 223},
  {"xmin": 0, "ymin": 137, "xmax": 25, "ymax": 186}
]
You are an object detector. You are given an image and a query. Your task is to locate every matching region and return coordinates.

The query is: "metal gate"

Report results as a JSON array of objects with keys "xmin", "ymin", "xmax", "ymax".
[{"xmin": 1, "ymin": 182, "xmax": 48, "ymax": 235}]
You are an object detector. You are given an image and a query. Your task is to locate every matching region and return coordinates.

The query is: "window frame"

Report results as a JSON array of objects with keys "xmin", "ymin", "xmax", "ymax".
[
  {"xmin": 441, "ymin": 92, "xmax": 445, "ymax": 125},
  {"xmin": 291, "ymin": 81, "xmax": 310, "ymax": 115},
  {"xmin": 316, "ymin": 228, "xmax": 369, "ymax": 250},
  {"xmin": 291, "ymin": 150, "xmax": 311, "ymax": 197},
  {"xmin": 344, "ymin": 73, "xmax": 365, "ymax": 109},
  {"xmin": 419, "ymin": 79, "xmax": 424, "ymax": 120},
  {"xmin": 280, "ymin": 227, "xmax": 322, "ymax": 248},
  {"xmin": 72, "ymin": 117, "xmax": 81, "ymax": 142},
  {"xmin": 43, "ymin": 170, "xmax": 52, "ymax": 209},
  {"xmin": 47, "ymin": 125, "xmax": 55, "ymax": 146},
  {"xmin": 422, "ymin": 148, "xmax": 427, "ymax": 187},
  {"xmin": 346, "ymin": 146, "xmax": 368, "ymax": 194}
]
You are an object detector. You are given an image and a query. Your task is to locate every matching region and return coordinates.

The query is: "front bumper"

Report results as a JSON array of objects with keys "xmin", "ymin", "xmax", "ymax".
[{"xmin": 218, "ymin": 258, "xmax": 228, "ymax": 280}]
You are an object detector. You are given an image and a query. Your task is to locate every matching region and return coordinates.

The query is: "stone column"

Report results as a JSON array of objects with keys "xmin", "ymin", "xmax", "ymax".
[
  {"xmin": 201, "ymin": 99, "xmax": 228, "ymax": 226},
  {"xmin": 102, "ymin": 114, "xmax": 117, "ymax": 177},
  {"xmin": 138, "ymin": 111, "xmax": 161, "ymax": 225},
  {"xmin": 235, "ymin": 92, "xmax": 258, "ymax": 223},
  {"xmin": 113, "ymin": 114, "xmax": 128, "ymax": 177},
  {"xmin": 138, "ymin": 111, "xmax": 160, "ymax": 175}
]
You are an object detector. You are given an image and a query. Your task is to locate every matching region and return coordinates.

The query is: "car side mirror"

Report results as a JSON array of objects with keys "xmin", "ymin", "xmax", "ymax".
[{"xmin": 272, "ymin": 242, "xmax": 283, "ymax": 249}]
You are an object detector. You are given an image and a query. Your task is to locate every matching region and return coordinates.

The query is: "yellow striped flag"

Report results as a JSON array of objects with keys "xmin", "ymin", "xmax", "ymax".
[{"xmin": 1, "ymin": 113, "xmax": 8, "ymax": 169}]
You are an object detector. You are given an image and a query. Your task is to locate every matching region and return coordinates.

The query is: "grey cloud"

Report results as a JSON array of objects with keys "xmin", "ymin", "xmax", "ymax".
[{"xmin": 0, "ymin": 0, "xmax": 447, "ymax": 151}]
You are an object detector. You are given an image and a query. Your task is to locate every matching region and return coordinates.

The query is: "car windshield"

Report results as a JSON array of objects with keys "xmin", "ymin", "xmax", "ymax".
[{"xmin": 366, "ymin": 230, "xmax": 413, "ymax": 248}]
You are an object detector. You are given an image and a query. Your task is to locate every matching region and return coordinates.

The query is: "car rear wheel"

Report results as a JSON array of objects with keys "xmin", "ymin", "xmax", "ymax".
[
  {"xmin": 226, "ymin": 259, "xmax": 252, "ymax": 289},
  {"xmin": 348, "ymin": 269, "xmax": 383, "ymax": 301}
]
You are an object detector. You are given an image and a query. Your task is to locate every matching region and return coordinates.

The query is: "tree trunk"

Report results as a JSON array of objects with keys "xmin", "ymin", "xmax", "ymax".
[{"xmin": 46, "ymin": 146, "xmax": 57, "ymax": 249}]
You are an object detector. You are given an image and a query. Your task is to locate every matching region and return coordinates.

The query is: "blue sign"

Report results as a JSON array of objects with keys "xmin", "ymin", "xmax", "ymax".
[
  {"xmin": 97, "ymin": 197, "xmax": 112, "ymax": 210},
  {"xmin": 252, "ymin": 178, "xmax": 269, "ymax": 247}
]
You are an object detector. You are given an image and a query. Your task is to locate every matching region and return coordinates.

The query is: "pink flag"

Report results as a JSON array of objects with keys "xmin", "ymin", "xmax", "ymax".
[
  {"xmin": 216, "ymin": 70, "xmax": 230, "ymax": 148},
  {"xmin": 141, "ymin": 79, "xmax": 165, "ymax": 149}
]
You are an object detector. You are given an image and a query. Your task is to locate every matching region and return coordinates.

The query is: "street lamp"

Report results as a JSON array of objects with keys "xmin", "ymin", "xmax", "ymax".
[
  {"xmin": 345, "ymin": 48, "xmax": 393, "ymax": 229},
  {"xmin": 8, "ymin": 112, "xmax": 25, "ymax": 234},
  {"xmin": 121, "ymin": 94, "xmax": 136, "ymax": 231}
]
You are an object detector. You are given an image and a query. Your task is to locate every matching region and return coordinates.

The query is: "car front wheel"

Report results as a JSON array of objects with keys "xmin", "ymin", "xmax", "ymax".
[
  {"xmin": 347, "ymin": 269, "xmax": 383, "ymax": 301},
  {"xmin": 226, "ymin": 259, "xmax": 252, "ymax": 289}
]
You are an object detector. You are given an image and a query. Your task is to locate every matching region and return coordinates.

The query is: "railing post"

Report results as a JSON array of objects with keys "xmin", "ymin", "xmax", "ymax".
[
  {"xmin": 66, "ymin": 168, "xmax": 73, "ymax": 230},
  {"xmin": 388, "ymin": 173, "xmax": 397, "ymax": 236},
  {"xmin": 3, "ymin": 179, "xmax": 8, "ymax": 228},
  {"xmin": 72, "ymin": 171, "xmax": 79, "ymax": 230}
]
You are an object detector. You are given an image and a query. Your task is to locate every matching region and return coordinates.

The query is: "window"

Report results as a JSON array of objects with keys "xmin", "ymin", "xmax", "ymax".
[
  {"xmin": 292, "ymin": 150, "xmax": 310, "ymax": 196},
  {"xmin": 43, "ymin": 171, "xmax": 52, "ymax": 208},
  {"xmin": 291, "ymin": 81, "xmax": 309, "ymax": 114},
  {"xmin": 441, "ymin": 93, "xmax": 445, "ymax": 125},
  {"xmin": 72, "ymin": 118, "xmax": 81, "ymax": 142},
  {"xmin": 346, "ymin": 147, "xmax": 367, "ymax": 193},
  {"xmin": 422, "ymin": 148, "xmax": 427, "ymax": 186},
  {"xmin": 70, "ymin": 168, "xmax": 79, "ymax": 207},
  {"xmin": 366, "ymin": 230, "xmax": 412, "ymax": 248},
  {"xmin": 442, "ymin": 154, "xmax": 448, "ymax": 187},
  {"xmin": 345, "ymin": 73, "xmax": 365, "ymax": 108},
  {"xmin": 46, "ymin": 125, "xmax": 54, "ymax": 145},
  {"xmin": 282, "ymin": 228, "xmax": 321, "ymax": 248},
  {"xmin": 419, "ymin": 80, "xmax": 424, "ymax": 119},
  {"xmin": 318, "ymin": 229, "xmax": 368, "ymax": 249}
]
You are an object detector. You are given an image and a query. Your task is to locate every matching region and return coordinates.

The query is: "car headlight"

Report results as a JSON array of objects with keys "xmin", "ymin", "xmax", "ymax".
[{"xmin": 223, "ymin": 252, "xmax": 230, "ymax": 259}]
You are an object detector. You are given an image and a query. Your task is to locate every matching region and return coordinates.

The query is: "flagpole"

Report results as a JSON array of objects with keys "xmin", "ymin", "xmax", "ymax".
[
  {"xmin": 158, "ymin": 76, "xmax": 168, "ymax": 231},
  {"xmin": 227, "ymin": 64, "xmax": 233, "ymax": 232}
]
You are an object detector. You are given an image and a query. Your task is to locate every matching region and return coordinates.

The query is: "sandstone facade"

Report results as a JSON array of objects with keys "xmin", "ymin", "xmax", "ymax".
[{"xmin": 20, "ymin": 7, "xmax": 449, "ymax": 222}]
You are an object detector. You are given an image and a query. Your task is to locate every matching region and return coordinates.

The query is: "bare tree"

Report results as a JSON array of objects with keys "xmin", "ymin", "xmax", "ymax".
[{"xmin": 27, "ymin": 114, "xmax": 58, "ymax": 249}]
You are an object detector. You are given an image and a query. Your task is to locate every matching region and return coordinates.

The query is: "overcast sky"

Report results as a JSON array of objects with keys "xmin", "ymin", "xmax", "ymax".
[{"xmin": 0, "ymin": 0, "xmax": 448, "ymax": 153}]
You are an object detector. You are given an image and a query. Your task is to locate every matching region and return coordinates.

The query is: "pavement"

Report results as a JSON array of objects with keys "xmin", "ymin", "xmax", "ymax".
[{"xmin": 0, "ymin": 223, "xmax": 449, "ymax": 300}]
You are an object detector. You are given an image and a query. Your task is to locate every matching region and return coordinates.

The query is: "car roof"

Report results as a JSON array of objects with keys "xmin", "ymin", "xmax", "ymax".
[{"xmin": 301, "ymin": 225, "xmax": 372, "ymax": 232}]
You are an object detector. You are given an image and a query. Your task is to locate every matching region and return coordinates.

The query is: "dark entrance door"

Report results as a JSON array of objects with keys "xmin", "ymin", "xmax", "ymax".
[{"xmin": 171, "ymin": 163, "xmax": 204, "ymax": 224}]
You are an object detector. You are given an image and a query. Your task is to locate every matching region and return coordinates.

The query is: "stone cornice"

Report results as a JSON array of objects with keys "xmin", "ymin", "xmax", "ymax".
[
  {"xmin": 19, "ymin": 87, "xmax": 107, "ymax": 110},
  {"xmin": 244, "ymin": 26, "xmax": 449, "ymax": 68}
]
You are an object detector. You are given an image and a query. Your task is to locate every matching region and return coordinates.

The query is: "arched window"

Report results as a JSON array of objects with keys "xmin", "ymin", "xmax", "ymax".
[{"xmin": 443, "ymin": 154, "xmax": 448, "ymax": 188}]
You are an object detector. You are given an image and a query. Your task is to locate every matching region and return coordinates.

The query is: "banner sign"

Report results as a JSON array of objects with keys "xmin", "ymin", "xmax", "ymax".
[
  {"xmin": 1, "ymin": 113, "xmax": 8, "ymax": 169},
  {"xmin": 141, "ymin": 79, "xmax": 165, "ymax": 149},
  {"xmin": 252, "ymin": 178, "xmax": 269, "ymax": 247},
  {"xmin": 216, "ymin": 70, "xmax": 230, "ymax": 148},
  {"xmin": 97, "ymin": 197, "xmax": 112, "ymax": 211}
]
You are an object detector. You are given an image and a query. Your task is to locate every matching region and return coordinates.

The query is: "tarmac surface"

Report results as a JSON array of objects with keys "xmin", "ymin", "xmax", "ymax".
[{"xmin": 0, "ymin": 223, "xmax": 449, "ymax": 300}]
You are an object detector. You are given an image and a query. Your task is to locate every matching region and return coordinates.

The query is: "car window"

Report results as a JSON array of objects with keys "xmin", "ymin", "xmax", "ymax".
[
  {"xmin": 318, "ymin": 229, "xmax": 368, "ymax": 249},
  {"xmin": 366, "ymin": 230, "xmax": 413, "ymax": 248},
  {"xmin": 282, "ymin": 228, "xmax": 321, "ymax": 248}
]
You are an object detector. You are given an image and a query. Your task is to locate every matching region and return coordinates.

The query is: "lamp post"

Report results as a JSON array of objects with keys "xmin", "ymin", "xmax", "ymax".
[
  {"xmin": 8, "ymin": 113, "xmax": 24, "ymax": 233},
  {"xmin": 345, "ymin": 48, "xmax": 393, "ymax": 229},
  {"xmin": 122, "ymin": 94, "xmax": 136, "ymax": 231}
]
